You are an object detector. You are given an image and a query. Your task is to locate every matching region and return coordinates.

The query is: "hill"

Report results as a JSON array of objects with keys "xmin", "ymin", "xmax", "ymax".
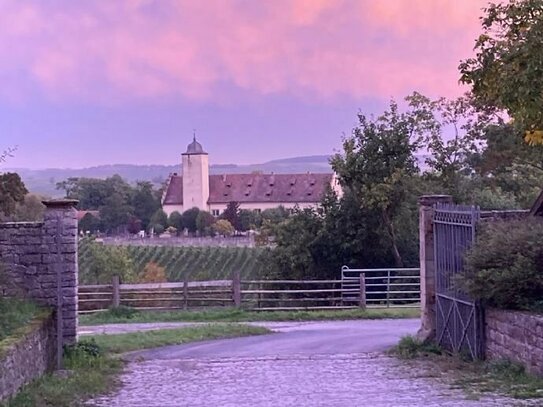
[{"xmin": 8, "ymin": 155, "xmax": 333, "ymax": 197}]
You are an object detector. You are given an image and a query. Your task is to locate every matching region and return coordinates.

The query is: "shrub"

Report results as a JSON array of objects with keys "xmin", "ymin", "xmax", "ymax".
[
  {"xmin": 139, "ymin": 262, "xmax": 167, "ymax": 283},
  {"xmin": 460, "ymin": 219, "xmax": 543, "ymax": 311}
]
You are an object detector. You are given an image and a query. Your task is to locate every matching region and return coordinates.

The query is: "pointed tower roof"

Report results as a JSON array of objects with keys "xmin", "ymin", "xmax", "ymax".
[{"xmin": 183, "ymin": 133, "xmax": 207, "ymax": 155}]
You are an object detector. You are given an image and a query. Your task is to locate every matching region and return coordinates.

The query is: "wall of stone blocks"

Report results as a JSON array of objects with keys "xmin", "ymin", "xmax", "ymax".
[
  {"xmin": 0, "ymin": 200, "xmax": 78, "ymax": 345},
  {"xmin": 486, "ymin": 308, "xmax": 543, "ymax": 376},
  {"xmin": 0, "ymin": 312, "xmax": 56, "ymax": 403}
]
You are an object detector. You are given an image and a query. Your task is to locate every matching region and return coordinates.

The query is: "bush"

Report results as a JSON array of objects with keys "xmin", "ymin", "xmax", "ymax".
[{"xmin": 461, "ymin": 219, "xmax": 543, "ymax": 311}]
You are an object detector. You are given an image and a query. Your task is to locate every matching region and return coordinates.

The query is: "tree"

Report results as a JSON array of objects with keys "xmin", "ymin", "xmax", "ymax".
[
  {"xmin": 239, "ymin": 209, "xmax": 261, "ymax": 231},
  {"xmin": 11, "ymin": 194, "xmax": 45, "ymax": 221},
  {"xmin": 405, "ymin": 92, "xmax": 490, "ymax": 199},
  {"xmin": 168, "ymin": 211, "xmax": 183, "ymax": 231},
  {"xmin": 79, "ymin": 212, "xmax": 101, "ymax": 234},
  {"xmin": 213, "ymin": 219, "xmax": 235, "ymax": 236},
  {"xmin": 99, "ymin": 192, "xmax": 133, "ymax": 233},
  {"xmin": 261, "ymin": 206, "xmax": 290, "ymax": 225},
  {"xmin": 196, "ymin": 211, "xmax": 216, "ymax": 235},
  {"xmin": 221, "ymin": 201, "xmax": 241, "ymax": 230},
  {"xmin": 132, "ymin": 181, "xmax": 161, "ymax": 230},
  {"xmin": 182, "ymin": 207, "xmax": 200, "ymax": 233},
  {"xmin": 459, "ymin": 0, "xmax": 543, "ymax": 144},
  {"xmin": 331, "ymin": 101, "xmax": 420, "ymax": 267},
  {"xmin": 127, "ymin": 216, "xmax": 142, "ymax": 234},
  {"xmin": 149, "ymin": 209, "xmax": 168, "ymax": 233},
  {"xmin": 0, "ymin": 173, "xmax": 28, "ymax": 216}
]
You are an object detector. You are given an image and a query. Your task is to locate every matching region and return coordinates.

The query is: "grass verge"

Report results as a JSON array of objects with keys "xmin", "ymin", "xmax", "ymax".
[
  {"xmin": 80, "ymin": 306, "xmax": 420, "ymax": 325},
  {"xmin": 5, "ymin": 324, "xmax": 270, "ymax": 406},
  {"xmin": 391, "ymin": 335, "xmax": 543, "ymax": 401},
  {"xmin": 88, "ymin": 323, "xmax": 271, "ymax": 354}
]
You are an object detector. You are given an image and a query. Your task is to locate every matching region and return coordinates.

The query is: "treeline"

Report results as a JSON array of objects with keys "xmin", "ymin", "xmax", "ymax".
[
  {"xmin": 263, "ymin": 91, "xmax": 543, "ymax": 281},
  {"xmin": 56, "ymin": 175, "xmax": 292, "ymax": 237}
]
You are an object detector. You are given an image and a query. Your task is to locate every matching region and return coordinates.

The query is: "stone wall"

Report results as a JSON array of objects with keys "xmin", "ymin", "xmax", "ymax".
[
  {"xmin": 486, "ymin": 308, "xmax": 543, "ymax": 375},
  {"xmin": 0, "ymin": 312, "xmax": 56, "ymax": 403},
  {"xmin": 0, "ymin": 200, "xmax": 78, "ymax": 345}
]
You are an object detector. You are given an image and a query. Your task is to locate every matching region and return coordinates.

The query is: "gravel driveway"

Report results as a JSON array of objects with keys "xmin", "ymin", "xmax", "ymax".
[{"xmin": 85, "ymin": 319, "xmax": 529, "ymax": 406}]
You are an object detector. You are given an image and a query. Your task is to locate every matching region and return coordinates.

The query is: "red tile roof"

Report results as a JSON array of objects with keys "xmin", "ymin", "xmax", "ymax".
[{"xmin": 162, "ymin": 173, "xmax": 332, "ymax": 205}]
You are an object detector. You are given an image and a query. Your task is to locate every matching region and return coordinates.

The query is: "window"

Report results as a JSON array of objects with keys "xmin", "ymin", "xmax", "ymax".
[{"xmin": 212, "ymin": 209, "xmax": 220, "ymax": 216}]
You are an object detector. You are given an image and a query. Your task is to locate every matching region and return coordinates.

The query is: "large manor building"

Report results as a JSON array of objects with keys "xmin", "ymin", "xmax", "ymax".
[{"xmin": 161, "ymin": 137, "xmax": 341, "ymax": 217}]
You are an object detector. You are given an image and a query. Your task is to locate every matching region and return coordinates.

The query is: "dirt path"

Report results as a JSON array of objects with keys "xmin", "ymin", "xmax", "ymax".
[{"xmin": 85, "ymin": 320, "xmax": 530, "ymax": 406}]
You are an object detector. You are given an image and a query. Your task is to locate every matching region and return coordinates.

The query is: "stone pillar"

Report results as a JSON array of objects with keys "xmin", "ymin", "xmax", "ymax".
[
  {"xmin": 417, "ymin": 195, "xmax": 452, "ymax": 341},
  {"xmin": 42, "ymin": 199, "xmax": 79, "ymax": 345}
]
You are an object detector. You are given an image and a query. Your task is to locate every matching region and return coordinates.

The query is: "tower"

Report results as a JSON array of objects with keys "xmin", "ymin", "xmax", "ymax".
[{"xmin": 182, "ymin": 136, "xmax": 209, "ymax": 211}]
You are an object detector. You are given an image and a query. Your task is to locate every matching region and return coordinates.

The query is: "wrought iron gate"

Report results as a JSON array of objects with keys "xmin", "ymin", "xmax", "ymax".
[{"xmin": 433, "ymin": 203, "xmax": 484, "ymax": 359}]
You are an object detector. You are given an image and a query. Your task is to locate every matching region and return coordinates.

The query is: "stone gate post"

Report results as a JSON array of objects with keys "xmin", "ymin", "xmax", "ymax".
[
  {"xmin": 43, "ymin": 199, "xmax": 79, "ymax": 345},
  {"xmin": 417, "ymin": 195, "xmax": 452, "ymax": 341}
]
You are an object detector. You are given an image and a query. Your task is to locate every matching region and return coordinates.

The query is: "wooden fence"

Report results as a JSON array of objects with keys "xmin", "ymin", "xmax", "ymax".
[{"xmin": 78, "ymin": 269, "xmax": 420, "ymax": 314}]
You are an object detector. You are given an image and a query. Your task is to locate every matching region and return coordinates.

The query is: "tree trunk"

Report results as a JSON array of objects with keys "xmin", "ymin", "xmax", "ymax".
[{"xmin": 382, "ymin": 208, "xmax": 403, "ymax": 268}]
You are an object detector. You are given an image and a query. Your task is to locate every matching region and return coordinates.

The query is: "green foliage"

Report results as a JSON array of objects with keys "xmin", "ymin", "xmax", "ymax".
[
  {"xmin": 459, "ymin": 0, "xmax": 543, "ymax": 139},
  {"xmin": 0, "ymin": 298, "xmax": 39, "ymax": 341},
  {"xmin": 221, "ymin": 201, "xmax": 241, "ymax": 230},
  {"xmin": 213, "ymin": 219, "xmax": 235, "ymax": 236},
  {"xmin": 131, "ymin": 181, "xmax": 161, "ymax": 230},
  {"xmin": 461, "ymin": 219, "xmax": 543, "ymax": 311},
  {"xmin": 79, "ymin": 213, "xmax": 101, "ymax": 234},
  {"xmin": 149, "ymin": 209, "xmax": 168, "ymax": 233},
  {"xmin": 0, "ymin": 172, "xmax": 28, "ymax": 216},
  {"xmin": 238, "ymin": 209, "xmax": 261, "ymax": 231},
  {"xmin": 392, "ymin": 336, "xmax": 442, "ymax": 359},
  {"xmin": 78, "ymin": 240, "xmax": 268, "ymax": 281},
  {"xmin": 331, "ymin": 100, "xmax": 420, "ymax": 267},
  {"xmin": 64, "ymin": 339, "xmax": 102, "ymax": 360},
  {"xmin": 105, "ymin": 305, "xmax": 139, "ymax": 320},
  {"xmin": 182, "ymin": 207, "xmax": 200, "ymax": 233},
  {"xmin": 167, "ymin": 211, "xmax": 184, "ymax": 231},
  {"xmin": 261, "ymin": 206, "xmax": 290, "ymax": 224},
  {"xmin": 80, "ymin": 239, "xmax": 136, "ymax": 284},
  {"xmin": 196, "ymin": 211, "xmax": 216, "ymax": 235}
]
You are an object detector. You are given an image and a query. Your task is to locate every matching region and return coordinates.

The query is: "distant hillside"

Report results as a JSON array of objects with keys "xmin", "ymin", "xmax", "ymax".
[{"xmin": 7, "ymin": 155, "xmax": 333, "ymax": 197}]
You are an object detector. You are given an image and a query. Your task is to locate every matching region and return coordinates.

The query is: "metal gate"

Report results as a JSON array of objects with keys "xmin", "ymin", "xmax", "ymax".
[{"xmin": 434, "ymin": 203, "xmax": 484, "ymax": 359}]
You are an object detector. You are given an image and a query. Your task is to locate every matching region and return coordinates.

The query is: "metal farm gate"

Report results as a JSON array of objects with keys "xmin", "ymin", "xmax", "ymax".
[{"xmin": 433, "ymin": 203, "xmax": 484, "ymax": 359}]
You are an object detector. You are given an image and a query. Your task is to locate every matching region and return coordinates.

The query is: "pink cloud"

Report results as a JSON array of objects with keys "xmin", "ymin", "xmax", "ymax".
[{"xmin": 0, "ymin": 0, "xmax": 488, "ymax": 104}]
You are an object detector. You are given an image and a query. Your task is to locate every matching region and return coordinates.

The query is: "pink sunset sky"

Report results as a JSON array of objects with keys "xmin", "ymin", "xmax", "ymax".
[{"xmin": 0, "ymin": 0, "xmax": 488, "ymax": 169}]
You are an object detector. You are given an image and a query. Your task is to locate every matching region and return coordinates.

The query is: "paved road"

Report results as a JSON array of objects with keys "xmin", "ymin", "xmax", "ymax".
[{"xmin": 87, "ymin": 320, "xmax": 530, "ymax": 407}]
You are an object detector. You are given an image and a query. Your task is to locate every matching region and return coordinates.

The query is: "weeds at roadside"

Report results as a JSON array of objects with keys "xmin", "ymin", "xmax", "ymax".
[{"xmin": 392, "ymin": 335, "xmax": 543, "ymax": 401}]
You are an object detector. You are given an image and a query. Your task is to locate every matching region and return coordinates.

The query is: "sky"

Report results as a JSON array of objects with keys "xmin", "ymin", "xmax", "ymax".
[{"xmin": 0, "ymin": 0, "xmax": 488, "ymax": 169}]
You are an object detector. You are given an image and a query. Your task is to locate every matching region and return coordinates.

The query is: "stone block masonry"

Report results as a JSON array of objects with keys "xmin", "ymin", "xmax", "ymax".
[
  {"xmin": 0, "ymin": 200, "xmax": 79, "ymax": 346},
  {"xmin": 486, "ymin": 308, "xmax": 543, "ymax": 376},
  {"xmin": 0, "ymin": 311, "xmax": 56, "ymax": 403}
]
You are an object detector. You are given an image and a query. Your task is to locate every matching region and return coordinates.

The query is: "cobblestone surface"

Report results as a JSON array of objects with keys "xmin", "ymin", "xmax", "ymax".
[{"xmin": 89, "ymin": 353, "xmax": 531, "ymax": 407}]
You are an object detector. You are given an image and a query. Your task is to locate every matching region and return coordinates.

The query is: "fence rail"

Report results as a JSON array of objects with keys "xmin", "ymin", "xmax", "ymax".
[{"xmin": 78, "ymin": 268, "xmax": 420, "ymax": 314}]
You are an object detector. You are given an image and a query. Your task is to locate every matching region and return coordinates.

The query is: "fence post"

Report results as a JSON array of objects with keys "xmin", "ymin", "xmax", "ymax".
[
  {"xmin": 183, "ymin": 276, "xmax": 189, "ymax": 310},
  {"xmin": 386, "ymin": 269, "xmax": 391, "ymax": 308},
  {"xmin": 359, "ymin": 273, "xmax": 366, "ymax": 309},
  {"xmin": 417, "ymin": 195, "xmax": 453, "ymax": 341},
  {"xmin": 232, "ymin": 270, "xmax": 241, "ymax": 307},
  {"xmin": 112, "ymin": 275, "xmax": 120, "ymax": 308}
]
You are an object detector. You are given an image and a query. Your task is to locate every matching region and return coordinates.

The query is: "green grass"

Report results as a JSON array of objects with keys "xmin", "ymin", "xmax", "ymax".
[
  {"xmin": 88, "ymin": 323, "xmax": 271, "ymax": 354},
  {"xmin": 78, "ymin": 239, "xmax": 269, "ymax": 282},
  {"xmin": 392, "ymin": 335, "xmax": 543, "ymax": 401},
  {"xmin": 4, "ymin": 323, "xmax": 270, "ymax": 406},
  {"xmin": 5, "ymin": 348, "xmax": 122, "ymax": 407},
  {"xmin": 80, "ymin": 306, "xmax": 420, "ymax": 325},
  {"xmin": 0, "ymin": 298, "xmax": 40, "ymax": 342}
]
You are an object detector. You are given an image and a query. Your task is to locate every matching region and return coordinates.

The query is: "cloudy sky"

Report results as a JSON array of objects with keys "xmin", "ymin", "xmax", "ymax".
[{"xmin": 1, "ymin": 0, "xmax": 487, "ymax": 169}]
